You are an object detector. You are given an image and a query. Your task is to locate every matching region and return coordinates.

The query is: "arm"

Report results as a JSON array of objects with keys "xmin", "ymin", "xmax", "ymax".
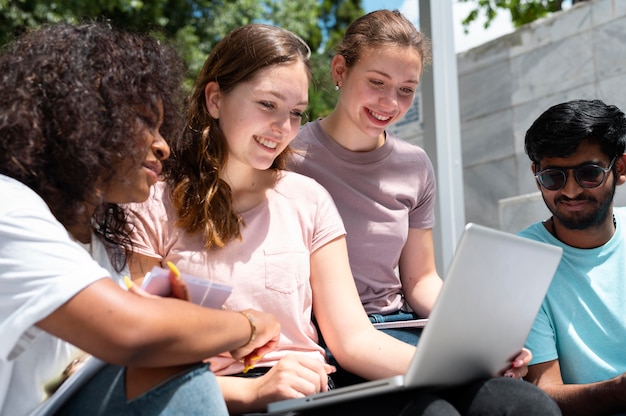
[
  {"xmin": 129, "ymin": 250, "xmax": 332, "ymax": 413},
  {"xmin": 312, "ymin": 236, "xmax": 415, "ymax": 380},
  {"xmin": 36, "ymin": 278, "xmax": 280, "ymax": 368},
  {"xmin": 526, "ymin": 360, "xmax": 626, "ymax": 416},
  {"xmin": 398, "ymin": 227, "xmax": 442, "ymax": 317}
]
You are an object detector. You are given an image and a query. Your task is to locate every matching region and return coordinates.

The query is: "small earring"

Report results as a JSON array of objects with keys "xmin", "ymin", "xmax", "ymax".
[{"xmin": 334, "ymin": 82, "xmax": 340, "ymax": 91}]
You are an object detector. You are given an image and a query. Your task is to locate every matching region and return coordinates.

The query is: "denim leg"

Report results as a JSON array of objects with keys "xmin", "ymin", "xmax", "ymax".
[
  {"xmin": 378, "ymin": 327, "xmax": 421, "ymax": 346},
  {"xmin": 369, "ymin": 311, "xmax": 423, "ymax": 346},
  {"xmin": 57, "ymin": 363, "xmax": 228, "ymax": 416}
]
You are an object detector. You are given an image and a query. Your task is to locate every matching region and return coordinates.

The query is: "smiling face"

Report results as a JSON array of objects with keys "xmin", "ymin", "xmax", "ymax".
[
  {"xmin": 205, "ymin": 60, "xmax": 309, "ymax": 172},
  {"xmin": 334, "ymin": 44, "xmax": 422, "ymax": 141},
  {"xmin": 535, "ymin": 141, "xmax": 618, "ymax": 230},
  {"xmin": 101, "ymin": 100, "xmax": 170, "ymax": 204}
]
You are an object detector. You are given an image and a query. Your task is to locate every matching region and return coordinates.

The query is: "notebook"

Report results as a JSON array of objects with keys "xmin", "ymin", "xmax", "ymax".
[{"xmin": 267, "ymin": 222, "xmax": 562, "ymax": 414}]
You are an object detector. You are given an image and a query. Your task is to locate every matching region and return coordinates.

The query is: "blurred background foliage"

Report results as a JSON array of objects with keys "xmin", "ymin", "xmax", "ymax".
[{"xmin": 0, "ymin": 0, "xmax": 365, "ymax": 120}]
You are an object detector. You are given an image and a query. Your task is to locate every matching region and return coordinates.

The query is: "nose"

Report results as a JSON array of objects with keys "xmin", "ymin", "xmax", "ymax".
[
  {"xmin": 379, "ymin": 89, "xmax": 398, "ymax": 111},
  {"xmin": 153, "ymin": 132, "xmax": 170, "ymax": 161},
  {"xmin": 271, "ymin": 112, "xmax": 292, "ymax": 136},
  {"xmin": 560, "ymin": 169, "xmax": 583, "ymax": 198}
]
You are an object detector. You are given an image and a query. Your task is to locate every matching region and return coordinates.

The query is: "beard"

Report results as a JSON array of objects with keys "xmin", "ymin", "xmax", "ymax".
[{"xmin": 543, "ymin": 179, "xmax": 616, "ymax": 230}]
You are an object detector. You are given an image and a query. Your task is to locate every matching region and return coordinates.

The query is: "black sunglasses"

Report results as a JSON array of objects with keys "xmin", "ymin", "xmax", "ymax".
[{"xmin": 534, "ymin": 156, "xmax": 617, "ymax": 191}]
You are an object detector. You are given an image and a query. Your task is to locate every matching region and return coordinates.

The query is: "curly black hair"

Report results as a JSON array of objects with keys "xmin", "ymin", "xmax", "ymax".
[{"xmin": 0, "ymin": 22, "xmax": 185, "ymax": 271}]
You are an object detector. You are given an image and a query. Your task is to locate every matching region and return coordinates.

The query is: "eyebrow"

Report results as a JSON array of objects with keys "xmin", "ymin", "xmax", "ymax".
[
  {"xmin": 263, "ymin": 90, "xmax": 308, "ymax": 107},
  {"xmin": 366, "ymin": 69, "xmax": 419, "ymax": 85}
]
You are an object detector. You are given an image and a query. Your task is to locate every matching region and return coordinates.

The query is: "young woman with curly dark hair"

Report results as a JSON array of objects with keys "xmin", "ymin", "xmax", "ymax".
[{"xmin": 0, "ymin": 22, "xmax": 280, "ymax": 416}]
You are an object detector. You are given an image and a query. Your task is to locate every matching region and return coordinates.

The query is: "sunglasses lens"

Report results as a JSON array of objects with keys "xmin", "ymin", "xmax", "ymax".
[
  {"xmin": 538, "ymin": 170, "xmax": 565, "ymax": 191},
  {"xmin": 576, "ymin": 166, "xmax": 605, "ymax": 187}
]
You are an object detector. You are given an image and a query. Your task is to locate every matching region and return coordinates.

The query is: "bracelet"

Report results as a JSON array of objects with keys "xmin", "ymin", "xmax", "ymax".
[{"xmin": 239, "ymin": 311, "xmax": 257, "ymax": 347}]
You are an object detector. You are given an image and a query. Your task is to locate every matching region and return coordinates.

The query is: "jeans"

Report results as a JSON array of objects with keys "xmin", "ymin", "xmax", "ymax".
[
  {"xmin": 57, "ymin": 363, "xmax": 228, "ymax": 416},
  {"xmin": 368, "ymin": 310, "xmax": 423, "ymax": 346}
]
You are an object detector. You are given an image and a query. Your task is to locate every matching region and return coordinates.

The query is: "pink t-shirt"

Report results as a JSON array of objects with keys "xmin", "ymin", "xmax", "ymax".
[
  {"xmin": 128, "ymin": 171, "xmax": 345, "ymax": 374},
  {"xmin": 290, "ymin": 120, "xmax": 436, "ymax": 315}
]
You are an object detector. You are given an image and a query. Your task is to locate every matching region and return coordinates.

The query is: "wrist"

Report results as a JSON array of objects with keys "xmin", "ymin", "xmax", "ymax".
[{"xmin": 238, "ymin": 311, "xmax": 257, "ymax": 347}]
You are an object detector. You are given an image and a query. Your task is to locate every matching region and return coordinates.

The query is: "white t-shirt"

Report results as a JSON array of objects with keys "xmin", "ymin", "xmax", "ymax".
[{"xmin": 0, "ymin": 174, "xmax": 111, "ymax": 416}]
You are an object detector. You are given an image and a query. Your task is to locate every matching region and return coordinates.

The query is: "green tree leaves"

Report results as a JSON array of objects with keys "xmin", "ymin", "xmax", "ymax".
[{"xmin": 0, "ymin": 0, "xmax": 363, "ymax": 119}]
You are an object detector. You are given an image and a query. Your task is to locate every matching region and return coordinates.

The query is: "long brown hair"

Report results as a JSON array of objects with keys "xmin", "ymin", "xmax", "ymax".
[{"xmin": 165, "ymin": 24, "xmax": 311, "ymax": 249}]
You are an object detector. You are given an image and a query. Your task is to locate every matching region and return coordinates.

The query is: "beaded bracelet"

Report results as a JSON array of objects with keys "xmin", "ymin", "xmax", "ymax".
[{"xmin": 239, "ymin": 311, "xmax": 257, "ymax": 346}]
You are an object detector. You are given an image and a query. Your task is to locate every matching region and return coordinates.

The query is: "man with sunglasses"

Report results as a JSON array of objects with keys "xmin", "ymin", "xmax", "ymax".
[{"xmin": 518, "ymin": 99, "xmax": 626, "ymax": 415}]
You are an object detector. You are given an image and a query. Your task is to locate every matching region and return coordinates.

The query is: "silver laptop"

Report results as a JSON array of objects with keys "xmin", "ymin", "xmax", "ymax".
[{"xmin": 267, "ymin": 223, "xmax": 562, "ymax": 414}]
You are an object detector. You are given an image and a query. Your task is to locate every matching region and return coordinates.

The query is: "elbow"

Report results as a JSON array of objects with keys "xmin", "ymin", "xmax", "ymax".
[{"xmin": 89, "ymin": 324, "xmax": 167, "ymax": 365}]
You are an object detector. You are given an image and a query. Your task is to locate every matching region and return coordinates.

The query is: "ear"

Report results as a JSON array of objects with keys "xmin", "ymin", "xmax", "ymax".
[
  {"xmin": 204, "ymin": 81, "xmax": 221, "ymax": 119},
  {"xmin": 330, "ymin": 54, "xmax": 347, "ymax": 88},
  {"xmin": 615, "ymin": 153, "xmax": 626, "ymax": 186}
]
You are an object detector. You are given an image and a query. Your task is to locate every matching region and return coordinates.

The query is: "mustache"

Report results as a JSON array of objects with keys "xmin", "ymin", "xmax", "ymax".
[{"xmin": 556, "ymin": 195, "xmax": 596, "ymax": 203}]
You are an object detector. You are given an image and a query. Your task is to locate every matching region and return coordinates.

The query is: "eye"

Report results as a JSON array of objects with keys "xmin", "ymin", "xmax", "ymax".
[
  {"xmin": 369, "ymin": 79, "xmax": 384, "ymax": 88},
  {"xmin": 138, "ymin": 114, "xmax": 157, "ymax": 130},
  {"xmin": 400, "ymin": 87, "xmax": 415, "ymax": 96},
  {"xmin": 291, "ymin": 109, "xmax": 305, "ymax": 120},
  {"xmin": 259, "ymin": 101, "xmax": 275, "ymax": 110}
]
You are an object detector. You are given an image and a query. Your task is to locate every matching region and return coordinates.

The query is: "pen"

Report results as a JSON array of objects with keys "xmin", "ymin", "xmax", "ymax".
[
  {"xmin": 167, "ymin": 261, "xmax": 182, "ymax": 279},
  {"xmin": 123, "ymin": 275, "xmax": 133, "ymax": 289}
]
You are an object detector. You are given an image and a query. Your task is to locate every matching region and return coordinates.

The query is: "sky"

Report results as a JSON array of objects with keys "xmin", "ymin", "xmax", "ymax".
[{"xmin": 362, "ymin": 0, "xmax": 515, "ymax": 53}]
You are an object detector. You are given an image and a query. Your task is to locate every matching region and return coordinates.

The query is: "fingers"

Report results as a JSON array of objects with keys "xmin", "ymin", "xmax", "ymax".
[
  {"xmin": 166, "ymin": 261, "xmax": 190, "ymax": 301},
  {"xmin": 503, "ymin": 348, "xmax": 531, "ymax": 379},
  {"xmin": 260, "ymin": 355, "xmax": 335, "ymax": 401},
  {"xmin": 516, "ymin": 347, "xmax": 532, "ymax": 365}
]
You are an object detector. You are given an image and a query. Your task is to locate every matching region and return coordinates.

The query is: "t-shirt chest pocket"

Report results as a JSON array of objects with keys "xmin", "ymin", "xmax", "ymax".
[{"xmin": 264, "ymin": 247, "xmax": 309, "ymax": 294}]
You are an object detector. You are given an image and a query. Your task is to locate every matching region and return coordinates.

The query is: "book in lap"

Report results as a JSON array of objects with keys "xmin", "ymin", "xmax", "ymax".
[{"xmin": 267, "ymin": 223, "xmax": 562, "ymax": 414}]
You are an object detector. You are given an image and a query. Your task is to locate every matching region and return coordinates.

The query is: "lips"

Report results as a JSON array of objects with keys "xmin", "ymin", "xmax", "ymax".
[
  {"xmin": 143, "ymin": 161, "xmax": 162, "ymax": 176},
  {"xmin": 368, "ymin": 109, "xmax": 392, "ymax": 122},
  {"xmin": 557, "ymin": 197, "xmax": 593, "ymax": 212},
  {"xmin": 254, "ymin": 136, "xmax": 279, "ymax": 149},
  {"xmin": 142, "ymin": 161, "xmax": 162, "ymax": 184}
]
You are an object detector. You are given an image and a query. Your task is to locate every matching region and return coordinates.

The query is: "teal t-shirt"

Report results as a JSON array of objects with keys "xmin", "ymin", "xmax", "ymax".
[{"xmin": 519, "ymin": 207, "xmax": 626, "ymax": 384}]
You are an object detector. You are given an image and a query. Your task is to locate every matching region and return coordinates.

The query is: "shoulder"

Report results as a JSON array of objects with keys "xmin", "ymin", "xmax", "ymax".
[
  {"xmin": 292, "ymin": 120, "xmax": 320, "ymax": 147},
  {"xmin": 0, "ymin": 174, "xmax": 49, "ymax": 215},
  {"xmin": 387, "ymin": 132, "xmax": 431, "ymax": 162},
  {"xmin": 273, "ymin": 171, "xmax": 338, "ymax": 213},
  {"xmin": 517, "ymin": 221, "xmax": 550, "ymax": 242},
  {"xmin": 290, "ymin": 121, "xmax": 323, "ymax": 164},
  {"xmin": 275, "ymin": 170, "xmax": 329, "ymax": 197}
]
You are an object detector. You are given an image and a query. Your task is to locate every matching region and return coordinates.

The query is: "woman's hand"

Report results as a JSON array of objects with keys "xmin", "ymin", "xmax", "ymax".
[
  {"xmin": 218, "ymin": 354, "xmax": 335, "ymax": 414},
  {"xmin": 249, "ymin": 355, "xmax": 335, "ymax": 408},
  {"xmin": 502, "ymin": 347, "xmax": 531, "ymax": 379}
]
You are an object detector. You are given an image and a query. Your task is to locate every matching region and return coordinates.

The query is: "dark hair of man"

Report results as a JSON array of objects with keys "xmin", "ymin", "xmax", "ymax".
[
  {"xmin": 0, "ymin": 22, "xmax": 185, "ymax": 271},
  {"xmin": 166, "ymin": 24, "xmax": 312, "ymax": 249},
  {"xmin": 525, "ymin": 99, "xmax": 626, "ymax": 166},
  {"xmin": 335, "ymin": 9, "xmax": 431, "ymax": 70}
]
